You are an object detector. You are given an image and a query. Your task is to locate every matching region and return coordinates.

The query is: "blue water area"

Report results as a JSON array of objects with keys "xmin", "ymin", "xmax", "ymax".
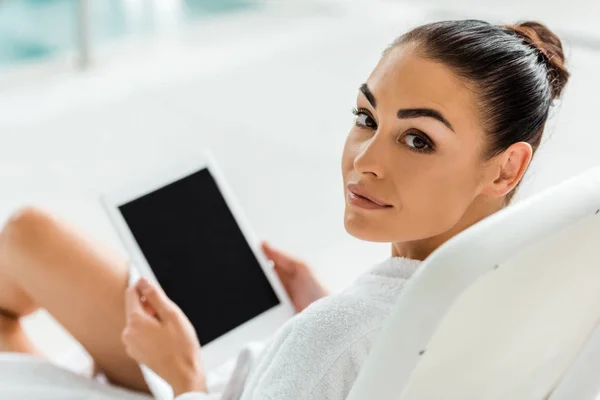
[{"xmin": 0, "ymin": 0, "xmax": 258, "ymax": 67}]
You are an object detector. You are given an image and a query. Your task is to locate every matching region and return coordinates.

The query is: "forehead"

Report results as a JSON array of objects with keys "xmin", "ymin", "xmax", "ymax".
[{"xmin": 366, "ymin": 46, "xmax": 481, "ymax": 131}]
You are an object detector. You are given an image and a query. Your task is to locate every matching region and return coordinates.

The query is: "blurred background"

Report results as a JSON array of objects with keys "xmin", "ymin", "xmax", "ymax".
[{"xmin": 0, "ymin": 0, "xmax": 599, "ymax": 367}]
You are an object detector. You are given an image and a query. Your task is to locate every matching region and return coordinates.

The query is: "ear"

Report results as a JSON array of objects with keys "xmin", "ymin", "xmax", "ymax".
[{"xmin": 481, "ymin": 142, "xmax": 533, "ymax": 198}]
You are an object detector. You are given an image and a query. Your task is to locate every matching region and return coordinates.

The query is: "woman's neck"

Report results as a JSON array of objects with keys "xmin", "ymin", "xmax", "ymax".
[{"xmin": 392, "ymin": 195, "xmax": 505, "ymax": 261}]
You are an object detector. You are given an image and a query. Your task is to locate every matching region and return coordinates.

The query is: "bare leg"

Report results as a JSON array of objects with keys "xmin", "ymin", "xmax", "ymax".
[
  {"xmin": 0, "ymin": 207, "xmax": 148, "ymax": 392},
  {"xmin": 0, "ymin": 272, "xmax": 42, "ymax": 354},
  {"xmin": 0, "ymin": 318, "xmax": 41, "ymax": 355}
]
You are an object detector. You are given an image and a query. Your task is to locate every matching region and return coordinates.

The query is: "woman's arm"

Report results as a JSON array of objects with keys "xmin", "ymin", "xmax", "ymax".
[{"xmin": 122, "ymin": 278, "xmax": 208, "ymax": 397}]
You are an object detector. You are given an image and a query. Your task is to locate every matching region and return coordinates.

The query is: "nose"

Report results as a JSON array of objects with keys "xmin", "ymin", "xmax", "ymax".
[{"xmin": 353, "ymin": 132, "xmax": 386, "ymax": 179}]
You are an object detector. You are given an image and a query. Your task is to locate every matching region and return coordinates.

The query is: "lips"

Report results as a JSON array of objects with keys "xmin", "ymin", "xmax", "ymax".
[{"xmin": 347, "ymin": 183, "xmax": 392, "ymax": 209}]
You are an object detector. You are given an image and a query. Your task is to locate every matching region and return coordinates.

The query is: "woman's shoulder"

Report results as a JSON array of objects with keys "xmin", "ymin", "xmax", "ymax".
[
  {"xmin": 243, "ymin": 294, "xmax": 384, "ymax": 400},
  {"xmin": 242, "ymin": 258, "xmax": 420, "ymax": 399},
  {"xmin": 293, "ymin": 256, "xmax": 420, "ymax": 345}
]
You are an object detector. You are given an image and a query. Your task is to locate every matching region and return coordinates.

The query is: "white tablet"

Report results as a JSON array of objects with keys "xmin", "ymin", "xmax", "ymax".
[{"xmin": 102, "ymin": 152, "xmax": 294, "ymax": 372}]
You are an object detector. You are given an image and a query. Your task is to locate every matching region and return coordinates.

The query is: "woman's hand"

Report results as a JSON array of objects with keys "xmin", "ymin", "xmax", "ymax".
[
  {"xmin": 122, "ymin": 278, "xmax": 207, "ymax": 397},
  {"xmin": 261, "ymin": 242, "xmax": 328, "ymax": 313}
]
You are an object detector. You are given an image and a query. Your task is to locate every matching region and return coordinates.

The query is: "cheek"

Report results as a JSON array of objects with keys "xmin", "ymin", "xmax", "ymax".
[{"xmin": 394, "ymin": 155, "xmax": 482, "ymax": 237}]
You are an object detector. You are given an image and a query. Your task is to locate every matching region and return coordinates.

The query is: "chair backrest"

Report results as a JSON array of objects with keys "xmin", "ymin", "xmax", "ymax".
[
  {"xmin": 346, "ymin": 166, "xmax": 600, "ymax": 400},
  {"xmin": 547, "ymin": 322, "xmax": 600, "ymax": 399}
]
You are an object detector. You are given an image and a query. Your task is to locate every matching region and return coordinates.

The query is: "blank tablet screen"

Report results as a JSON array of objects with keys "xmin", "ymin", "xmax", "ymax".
[{"xmin": 118, "ymin": 168, "xmax": 280, "ymax": 345}]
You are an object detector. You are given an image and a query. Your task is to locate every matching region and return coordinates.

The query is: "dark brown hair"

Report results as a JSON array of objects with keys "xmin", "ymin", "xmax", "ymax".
[{"xmin": 390, "ymin": 20, "xmax": 569, "ymax": 201}]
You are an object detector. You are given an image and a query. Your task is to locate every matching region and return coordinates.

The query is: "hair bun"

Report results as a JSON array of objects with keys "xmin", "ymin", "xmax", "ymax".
[{"xmin": 504, "ymin": 21, "xmax": 569, "ymax": 100}]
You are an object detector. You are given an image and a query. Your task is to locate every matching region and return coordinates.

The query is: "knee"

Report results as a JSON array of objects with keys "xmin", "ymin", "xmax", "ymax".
[
  {"xmin": 4, "ymin": 206, "xmax": 54, "ymax": 236},
  {"xmin": 1, "ymin": 206, "xmax": 56, "ymax": 266}
]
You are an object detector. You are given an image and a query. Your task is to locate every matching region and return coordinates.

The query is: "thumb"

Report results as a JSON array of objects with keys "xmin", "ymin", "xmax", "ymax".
[
  {"xmin": 135, "ymin": 277, "xmax": 174, "ymax": 321},
  {"xmin": 261, "ymin": 242, "xmax": 303, "ymax": 274}
]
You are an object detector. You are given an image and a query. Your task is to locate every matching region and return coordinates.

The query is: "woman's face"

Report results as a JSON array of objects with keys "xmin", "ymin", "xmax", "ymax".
[{"xmin": 342, "ymin": 45, "xmax": 493, "ymax": 244}]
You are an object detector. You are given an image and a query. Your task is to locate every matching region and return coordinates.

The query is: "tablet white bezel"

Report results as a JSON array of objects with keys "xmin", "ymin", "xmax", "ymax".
[{"xmin": 101, "ymin": 151, "xmax": 294, "ymax": 371}]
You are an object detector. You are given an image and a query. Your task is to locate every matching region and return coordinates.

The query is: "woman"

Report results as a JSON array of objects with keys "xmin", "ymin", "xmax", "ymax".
[{"xmin": 0, "ymin": 19, "xmax": 570, "ymax": 399}]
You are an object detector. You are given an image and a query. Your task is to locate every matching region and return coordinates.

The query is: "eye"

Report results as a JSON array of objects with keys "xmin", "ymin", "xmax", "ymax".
[
  {"xmin": 352, "ymin": 108, "xmax": 377, "ymax": 129},
  {"xmin": 401, "ymin": 131, "xmax": 435, "ymax": 153},
  {"xmin": 405, "ymin": 134, "xmax": 428, "ymax": 149}
]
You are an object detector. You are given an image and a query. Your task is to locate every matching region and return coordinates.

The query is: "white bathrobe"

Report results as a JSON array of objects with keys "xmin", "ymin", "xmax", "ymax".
[{"xmin": 0, "ymin": 257, "xmax": 421, "ymax": 400}]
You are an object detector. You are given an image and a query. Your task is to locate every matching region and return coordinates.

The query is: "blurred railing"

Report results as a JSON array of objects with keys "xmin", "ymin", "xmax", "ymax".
[{"xmin": 76, "ymin": 0, "xmax": 91, "ymax": 68}]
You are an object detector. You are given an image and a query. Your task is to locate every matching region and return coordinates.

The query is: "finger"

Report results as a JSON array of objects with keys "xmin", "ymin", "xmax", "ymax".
[
  {"xmin": 125, "ymin": 285, "xmax": 144, "ymax": 317},
  {"xmin": 261, "ymin": 242, "xmax": 303, "ymax": 273},
  {"xmin": 135, "ymin": 277, "xmax": 174, "ymax": 320},
  {"xmin": 125, "ymin": 286, "xmax": 158, "ymax": 329},
  {"xmin": 141, "ymin": 298, "xmax": 159, "ymax": 319},
  {"xmin": 128, "ymin": 279, "xmax": 159, "ymax": 318}
]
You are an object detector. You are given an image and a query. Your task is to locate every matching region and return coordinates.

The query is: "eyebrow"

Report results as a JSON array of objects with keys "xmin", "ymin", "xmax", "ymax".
[
  {"xmin": 360, "ymin": 83, "xmax": 455, "ymax": 132},
  {"xmin": 397, "ymin": 108, "xmax": 455, "ymax": 132},
  {"xmin": 359, "ymin": 84, "xmax": 376, "ymax": 108}
]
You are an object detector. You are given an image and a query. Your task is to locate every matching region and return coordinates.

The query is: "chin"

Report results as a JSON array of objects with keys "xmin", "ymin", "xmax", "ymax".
[{"xmin": 343, "ymin": 208, "xmax": 395, "ymax": 243}]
